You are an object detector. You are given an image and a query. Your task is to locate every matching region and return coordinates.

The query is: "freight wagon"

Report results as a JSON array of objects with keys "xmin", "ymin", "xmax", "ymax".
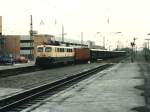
[
  {"xmin": 90, "ymin": 49, "xmax": 126, "ymax": 61},
  {"xmin": 74, "ymin": 48, "xmax": 90, "ymax": 63}
]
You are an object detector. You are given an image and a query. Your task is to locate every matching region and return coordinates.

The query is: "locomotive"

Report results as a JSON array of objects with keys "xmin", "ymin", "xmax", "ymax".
[{"xmin": 35, "ymin": 45, "xmax": 126, "ymax": 67}]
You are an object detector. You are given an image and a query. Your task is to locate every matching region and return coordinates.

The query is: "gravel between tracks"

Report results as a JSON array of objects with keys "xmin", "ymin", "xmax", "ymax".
[{"xmin": 0, "ymin": 63, "xmax": 106, "ymax": 89}]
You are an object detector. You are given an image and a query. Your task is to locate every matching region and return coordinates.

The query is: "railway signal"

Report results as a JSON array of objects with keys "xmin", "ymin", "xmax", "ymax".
[{"xmin": 130, "ymin": 38, "xmax": 137, "ymax": 63}]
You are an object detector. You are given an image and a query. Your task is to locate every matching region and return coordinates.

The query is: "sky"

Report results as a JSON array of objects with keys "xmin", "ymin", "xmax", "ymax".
[{"xmin": 0, "ymin": 0, "xmax": 150, "ymax": 50}]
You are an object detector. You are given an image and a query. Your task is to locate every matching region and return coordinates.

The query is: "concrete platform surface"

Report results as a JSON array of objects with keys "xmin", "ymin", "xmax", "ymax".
[
  {"xmin": 0, "ymin": 61, "xmax": 34, "ymax": 70},
  {"xmin": 23, "ymin": 63, "xmax": 145, "ymax": 112},
  {"xmin": 0, "ymin": 88, "xmax": 23, "ymax": 99}
]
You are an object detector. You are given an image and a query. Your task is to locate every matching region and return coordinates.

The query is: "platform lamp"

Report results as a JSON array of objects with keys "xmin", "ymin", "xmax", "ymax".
[
  {"xmin": 146, "ymin": 33, "xmax": 150, "ymax": 50},
  {"xmin": 145, "ymin": 37, "xmax": 150, "ymax": 60}
]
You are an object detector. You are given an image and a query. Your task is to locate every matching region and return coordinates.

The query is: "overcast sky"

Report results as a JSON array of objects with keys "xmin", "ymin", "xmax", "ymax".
[{"xmin": 0, "ymin": 0, "xmax": 150, "ymax": 49}]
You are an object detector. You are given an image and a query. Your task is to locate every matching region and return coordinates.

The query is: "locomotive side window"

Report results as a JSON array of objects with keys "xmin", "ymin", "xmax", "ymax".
[
  {"xmin": 64, "ymin": 48, "xmax": 66, "ymax": 52},
  {"xmin": 37, "ymin": 47, "xmax": 43, "ymax": 52},
  {"xmin": 67, "ymin": 49, "xmax": 72, "ymax": 52},
  {"xmin": 45, "ymin": 47, "xmax": 52, "ymax": 52},
  {"xmin": 60, "ymin": 48, "xmax": 62, "ymax": 52},
  {"xmin": 60, "ymin": 48, "xmax": 64, "ymax": 52},
  {"xmin": 57, "ymin": 48, "xmax": 59, "ymax": 52},
  {"xmin": 55, "ymin": 48, "xmax": 57, "ymax": 52}
]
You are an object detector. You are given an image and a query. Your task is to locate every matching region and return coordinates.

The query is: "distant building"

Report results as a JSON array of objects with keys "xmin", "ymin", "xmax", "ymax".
[
  {"xmin": 34, "ymin": 34, "xmax": 55, "ymax": 46},
  {"xmin": 20, "ymin": 35, "xmax": 32, "ymax": 59},
  {"xmin": 3, "ymin": 35, "xmax": 20, "ymax": 57},
  {"xmin": 87, "ymin": 40, "xmax": 106, "ymax": 50},
  {"xmin": 87, "ymin": 40, "xmax": 95, "ymax": 48},
  {"xmin": 90, "ymin": 45, "xmax": 104, "ymax": 49}
]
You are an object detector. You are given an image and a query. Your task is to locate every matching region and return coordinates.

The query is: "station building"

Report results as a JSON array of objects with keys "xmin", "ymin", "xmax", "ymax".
[
  {"xmin": 0, "ymin": 16, "xmax": 2, "ymax": 35},
  {"xmin": 3, "ymin": 34, "xmax": 54, "ymax": 60},
  {"xmin": 0, "ymin": 16, "xmax": 4, "ymax": 51}
]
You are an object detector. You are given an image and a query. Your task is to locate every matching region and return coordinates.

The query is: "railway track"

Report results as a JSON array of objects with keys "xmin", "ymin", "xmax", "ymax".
[{"xmin": 0, "ymin": 64, "xmax": 113, "ymax": 112}]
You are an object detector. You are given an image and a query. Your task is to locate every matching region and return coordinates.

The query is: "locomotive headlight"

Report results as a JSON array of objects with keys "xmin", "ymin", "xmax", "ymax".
[{"xmin": 42, "ymin": 54, "xmax": 46, "ymax": 57}]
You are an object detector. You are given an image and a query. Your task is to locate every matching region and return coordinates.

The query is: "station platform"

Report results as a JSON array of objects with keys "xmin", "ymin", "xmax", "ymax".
[
  {"xmin": 24, "ymin": 63, "xmax": 145, "ymax": 112},
  {"xmin": 0, "ymin": 61, "xmax": 35, "ymax": 70}
]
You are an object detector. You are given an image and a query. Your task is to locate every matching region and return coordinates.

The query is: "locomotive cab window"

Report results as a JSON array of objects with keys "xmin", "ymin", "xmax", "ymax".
[
  {"xmin": 37, "ymin": 47, "xmax": 43, "ymax": 52},
  {"xmin": 45, "ymin": 47, "xmax": 52, "ymax": 52}
]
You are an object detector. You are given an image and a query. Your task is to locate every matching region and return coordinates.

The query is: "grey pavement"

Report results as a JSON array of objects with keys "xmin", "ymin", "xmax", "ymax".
[
  {"xmin": 0, "ymin": 88, "xmax": 23, "ymax": 99},
  {"xmin": 0, "ymin": 61, "xmax": 34, "ymax": 70},
  {"xmin": 23, "ymin": 63, "xmax": 145, "ymax": 112}
]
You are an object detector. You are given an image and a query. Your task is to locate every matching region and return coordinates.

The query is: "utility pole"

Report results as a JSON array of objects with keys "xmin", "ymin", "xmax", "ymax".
[
  {"xmin": 81, "ymin": 32, "xmax": 83, "ymax": 47},
  {"xmin": 62, "ymin": 25, "xmax": 64, "ymax": 42},
  {"xmin": 30, "ymin": 15, "xmax": 33, "ymax": 60}
]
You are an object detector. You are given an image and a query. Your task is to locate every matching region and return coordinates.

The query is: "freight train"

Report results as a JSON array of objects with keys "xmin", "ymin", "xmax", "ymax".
[{"xmin": 35, "ymin": 45, "xmax": 126, "ymax": 67}]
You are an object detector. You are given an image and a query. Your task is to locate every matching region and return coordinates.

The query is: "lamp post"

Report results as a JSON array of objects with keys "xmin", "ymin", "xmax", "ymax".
[
  {"xmin": 62, "ymin": 25, "xmax": 64, "ymax": 42},
  {"xmin": 146, "ymin": 33, "xmax": 150, "ymax": 50},
  {"xmin": 145, "ymin": 37, "xmax": 150, "ymax": 60},
  {"xmin": 145, "ymin": 39, "xmax": 150, "ymax": 50}
]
